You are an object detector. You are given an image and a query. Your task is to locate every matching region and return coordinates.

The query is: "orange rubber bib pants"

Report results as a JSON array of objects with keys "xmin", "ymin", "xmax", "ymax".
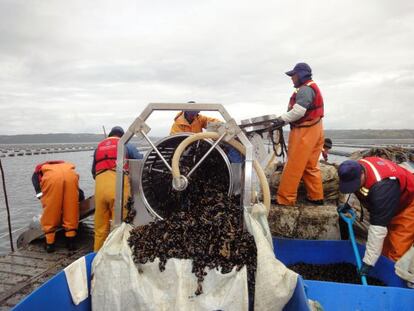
[
  {"xmin": 277, "ymin": 120, "xmax": 324, "ymax": 205},
  {"xmin": 94, "ymin": 170, "xmax": 130, "ymax": 251},
  {"xmin": 382, "ymin": 199, "xmax": 414, "ymax": 261},
  {"xmin": 40, "ymin": 162, "xmax": 79, "ymax": 244}
]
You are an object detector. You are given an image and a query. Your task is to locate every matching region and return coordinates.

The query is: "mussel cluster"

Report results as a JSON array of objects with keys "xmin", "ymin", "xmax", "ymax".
[
  {"xmin": 288, "ymin": 262, "xmax": 385, "ymax": 286},
  {"xmin": 128, "ymin": 157, "xmax": 256, "ymax": 296}
]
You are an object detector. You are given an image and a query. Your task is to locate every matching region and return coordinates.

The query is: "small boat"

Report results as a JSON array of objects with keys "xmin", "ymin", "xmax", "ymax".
[{"xmin": 17, "ymin": 196, "xmax": 95, "ymax": 248}]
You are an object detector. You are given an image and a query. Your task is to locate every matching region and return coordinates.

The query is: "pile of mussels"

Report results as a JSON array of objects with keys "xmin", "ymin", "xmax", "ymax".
[{"xmin": 128, "ymin": 166, "xmax": 257, "ymax": 296}]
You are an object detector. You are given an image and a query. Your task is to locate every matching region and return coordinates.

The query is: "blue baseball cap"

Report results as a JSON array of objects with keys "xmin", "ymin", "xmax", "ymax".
[
  {"xmin": 338, "ymin": 160, "xmax": 363, "ymax": 193},
  {"xmin": 285, "ymin": 62, "xmax": 312, "ymax": 77},
  {"xmin": 108, "ymin": 126, "xmax": 124, "ymax": 137}
]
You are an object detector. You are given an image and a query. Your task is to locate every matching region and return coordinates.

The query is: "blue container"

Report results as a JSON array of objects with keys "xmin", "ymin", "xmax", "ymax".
[
  {"xmin": 13, "ymin": 252, "xmax": 311, "ymax": 311},
  {"xmin": 274, "ymin": 238, "xmax": 414, "ymax": 310}
]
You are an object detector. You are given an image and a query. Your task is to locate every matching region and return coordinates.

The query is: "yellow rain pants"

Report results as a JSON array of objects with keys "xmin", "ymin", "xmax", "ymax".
[
  {"xmin": 382, "ymin": 199, "xmax": 414, "ymax": 261},
  {"xmin": 277, "ymin": 120, "xmax": 324, "ymax": 205},
  {"xmin": 40, "ymin": 162, "xmax": 79, "ymax": 244},
  {"xmin": 94, "ymin": 170, "xmax": 130, "ymax": 251}
]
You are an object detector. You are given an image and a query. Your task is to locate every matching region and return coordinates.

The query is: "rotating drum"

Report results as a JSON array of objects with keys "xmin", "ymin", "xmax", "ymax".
[{"xmin": 137, "ymin": 133, "xmax": 234, "ymax": 220}]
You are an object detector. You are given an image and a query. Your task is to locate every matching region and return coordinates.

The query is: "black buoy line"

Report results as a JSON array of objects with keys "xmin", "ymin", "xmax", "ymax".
[{"xmin": 0, "ymin": 158, "xmax": 14, "ymax": 252}]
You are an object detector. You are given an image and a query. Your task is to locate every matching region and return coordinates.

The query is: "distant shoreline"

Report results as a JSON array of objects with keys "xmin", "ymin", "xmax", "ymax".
[{"xmin": 0, "ymin": 129, "xmax": 413, "ymax": 144}]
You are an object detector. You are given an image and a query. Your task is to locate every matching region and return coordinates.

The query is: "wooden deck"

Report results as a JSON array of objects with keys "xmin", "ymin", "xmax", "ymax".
[{"xmin": 0, "ymin": 218, "xmax": 94, "ymax": 309}]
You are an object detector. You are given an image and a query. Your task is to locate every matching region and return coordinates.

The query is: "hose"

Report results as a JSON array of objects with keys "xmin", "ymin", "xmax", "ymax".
[{"xmin": 171, "ymin": 132, "xmax": 271, "ymax": 213}]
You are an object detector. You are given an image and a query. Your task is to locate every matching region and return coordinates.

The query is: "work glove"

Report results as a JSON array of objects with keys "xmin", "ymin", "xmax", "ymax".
[
  {"xmin": 271, "ymin": 117, "xmax": 285, "ymax": 129},
  {"xmin": 358, "ymin": 263, "xmax": 373, "ymax": 277},
  {"xmin": 337, "ymin": 202, "xmax": 352, "ymax": 214}
]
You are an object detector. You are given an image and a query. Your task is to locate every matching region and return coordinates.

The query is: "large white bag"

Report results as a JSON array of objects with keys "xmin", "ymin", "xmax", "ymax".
[
  {"xmin": 245, "ymin": 203, "xmax": 298, "ymax": 311},
  {"xmin": 91, "ymin": 203, "xmax": 298, "ymax": 311},
  {"xmin": 395, "ymin": 244, "xmax": 414, "ymax": 288},
  {"xmin": 91, "ymin": 222, "xmax": 248, "ymax": 311}
]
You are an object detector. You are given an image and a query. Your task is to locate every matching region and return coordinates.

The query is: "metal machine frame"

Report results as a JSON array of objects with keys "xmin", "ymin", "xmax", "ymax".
[{"xmin": 113, "ymin": 103, "xmax": 254, "ymax": 226}]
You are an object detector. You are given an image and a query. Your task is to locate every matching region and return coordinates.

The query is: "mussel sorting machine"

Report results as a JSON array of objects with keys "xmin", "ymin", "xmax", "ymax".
[{"xmin": 113, "ymin": 103, "xmax": 281, "ymax": 227}]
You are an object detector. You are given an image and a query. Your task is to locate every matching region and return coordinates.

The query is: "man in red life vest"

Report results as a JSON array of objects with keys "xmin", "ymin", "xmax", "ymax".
[
  {"xmin": 338, "ymin": 157, "xmax": 414, "ymax": 276},
  {"xmin": 32, "ymin": 161, "xmax": 83, "ymax": 253},
  {"xmin": 274, "ymin": 63, "xmax": 325, "ymax": 206},
  {"xmin": 92, "ymin": 126, "xmax": 142, "ymax": 251}
]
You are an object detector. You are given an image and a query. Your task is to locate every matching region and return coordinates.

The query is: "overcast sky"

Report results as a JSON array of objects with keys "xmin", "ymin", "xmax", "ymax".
[{"xmin": 1, "ymin": 0, "xmax": 413, "ymax": 136}]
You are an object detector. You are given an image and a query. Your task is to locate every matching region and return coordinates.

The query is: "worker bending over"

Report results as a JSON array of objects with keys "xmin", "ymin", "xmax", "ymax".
[
  {"xmin": 32, "ymin": 161, "xmax": 83, "ymax": 253},
  {"xmin": 338, "ymin": 157, "xmax": 414, "ymax": 276},
  {"xmin": 92, "ymin": 126, "xmax": 143, "ymax": 251},
  {"xmin": 273, "ymin": 63, "xmax": 325, "ymax": 206}
]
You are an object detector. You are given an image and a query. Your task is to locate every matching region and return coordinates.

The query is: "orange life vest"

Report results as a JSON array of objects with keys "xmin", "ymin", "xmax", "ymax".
[
  {"xmin": 358, "ymin": 157, "xmax": 414, "ymax": 209},
  {"xmin": 288, "ymin": 80, "xmax": 324, "ymax": 126}
]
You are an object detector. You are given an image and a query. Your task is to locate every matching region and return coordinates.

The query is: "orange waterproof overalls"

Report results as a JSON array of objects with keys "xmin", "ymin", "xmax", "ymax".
[
  {"xmin": 277, "ymin": 80, "xmax": 325, "ymax": 205},
  {"xmin": 38, "ymin": 162, "xmax": 79, "ymax": 244}
]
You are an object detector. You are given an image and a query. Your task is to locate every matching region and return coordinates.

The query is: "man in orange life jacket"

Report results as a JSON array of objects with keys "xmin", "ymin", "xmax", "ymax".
[
  {"xmin": 274, "ymin": 63, "xmax": 325, "ymax": 206},
  {"xmin": 92, "ymin": 126, "xmax": 142, "ymax": 251},
  {"xmin": 170, "ymin": 101, "xmax": 221, "ymax": 135},
  {"xmin": 32, "ymin": 161, "xmax": 84, "ymax": 253},
  {"xmin": 338, "ymin": 157, "xmax": 414, "ymax": 277},
  {"xmin": 170, "ymin": 102, "xmax": 243, "ymax": 164}
]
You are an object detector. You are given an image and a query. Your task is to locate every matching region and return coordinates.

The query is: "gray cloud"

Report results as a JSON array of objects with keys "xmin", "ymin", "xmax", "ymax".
[{"xmin": 0, "ymin": 0, "xmax": 413, "ymax": 136}]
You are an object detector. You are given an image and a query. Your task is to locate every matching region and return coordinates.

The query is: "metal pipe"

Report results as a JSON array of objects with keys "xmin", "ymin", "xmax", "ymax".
[
  {"xmin": 186, "ymin": 132, "xmax": 226, "ymax": 178},
  {"xmin": 140, "ymin": 130, "xmax": 173, "ymax": 172},
  {"xmin": 0, "ymin": 159, "xmax": 14, "ymax": 252}
]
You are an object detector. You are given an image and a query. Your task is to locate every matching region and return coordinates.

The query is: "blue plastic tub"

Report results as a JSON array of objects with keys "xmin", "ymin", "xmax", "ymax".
[
  {"xmin": 12, "ymin": 252, "xmax": 311, "ymax": 311},
  {"xmin": 273, "ymin": 238, "xmax": 406, "ymax": 287},
  {"xmin": 273, "ymin": 238, "xmax": 414, "ymax": 310}
]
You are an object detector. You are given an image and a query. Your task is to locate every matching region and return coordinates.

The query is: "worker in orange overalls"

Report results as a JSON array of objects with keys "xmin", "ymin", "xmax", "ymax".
[
  {"xmin": 273, "ymin": 63, "xmax": 325, "ymax": 206},
  {"xmin": 170, "ymin": 101, "xmax": 221, "ymax": 134},
  {"xmin": 32, "ymin": 161, "xmax": 83, "ymax": 253},
  {"xmin": 338, "ymin": 157, "xmax": 414, "ymax": 277},
  {"xmin": 92, "ymin": 126, "xmax": 143, "ymax": 251}
]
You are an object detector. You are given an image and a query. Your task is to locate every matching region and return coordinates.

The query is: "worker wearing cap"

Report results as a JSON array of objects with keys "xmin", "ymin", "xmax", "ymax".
[
  {"xmin": 92, "ymin": 126, "xmax": 143, "ymax": 251},
  {"xmin": 338, "ymin": 157, "xmax": 414, "ymax": 276},
  {"xmin": 169, "ymin": 102, "xmax": 242, "ymax": 163},
  {"xmin": 170, "ymin": 101, "xmax": 221, "ymax": 134},
  {"xmin": 275, "ymin": 63, "xmax": 325, "ymax": 206},
  {"xmin": 32, "ymin": 161, "xmax": 83, "ymax": 253},
  {"xmin": 320, "ymin": 138, "xmax": 333, "ymax": 162}
]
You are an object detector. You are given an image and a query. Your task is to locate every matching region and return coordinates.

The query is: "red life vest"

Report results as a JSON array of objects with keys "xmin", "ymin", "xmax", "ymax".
[
  {"xmin": 287, "ymin": 80, "xmax": 324, "ymax": 126},
  {"xmin": 34, "ymin": 160, "xmax": 65, "ymax": 183},
  {"xmin": 358, "ymin": 157, "xmax": 414, "ymax": 209},
  {"xmin": 95, "ymin": 137, "xmax": 128, "ymax": 173}
]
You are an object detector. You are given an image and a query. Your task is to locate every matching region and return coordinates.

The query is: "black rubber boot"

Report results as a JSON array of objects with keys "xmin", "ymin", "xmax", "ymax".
[
  {"xmin": 305, "ymin": 198, "xmax": 324, "ymax": 205},
  {"xmin": 66, "ymin": 237, "xmax": 76, "ymax": 251},
  {"xmin": 45, "ymin": 243, "xmax": 55, "ymax": 253}
]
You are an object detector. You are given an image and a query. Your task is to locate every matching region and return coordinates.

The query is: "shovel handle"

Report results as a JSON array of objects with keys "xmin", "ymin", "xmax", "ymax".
[{"xmin": 339, "ymin": 210, "xmax": 368, "ymax": 286}]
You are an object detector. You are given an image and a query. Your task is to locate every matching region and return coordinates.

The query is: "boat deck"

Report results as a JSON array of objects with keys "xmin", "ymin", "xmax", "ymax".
[{"xmin": 0, "ymin": 218, "xmax": 94, "ymax": 309}]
